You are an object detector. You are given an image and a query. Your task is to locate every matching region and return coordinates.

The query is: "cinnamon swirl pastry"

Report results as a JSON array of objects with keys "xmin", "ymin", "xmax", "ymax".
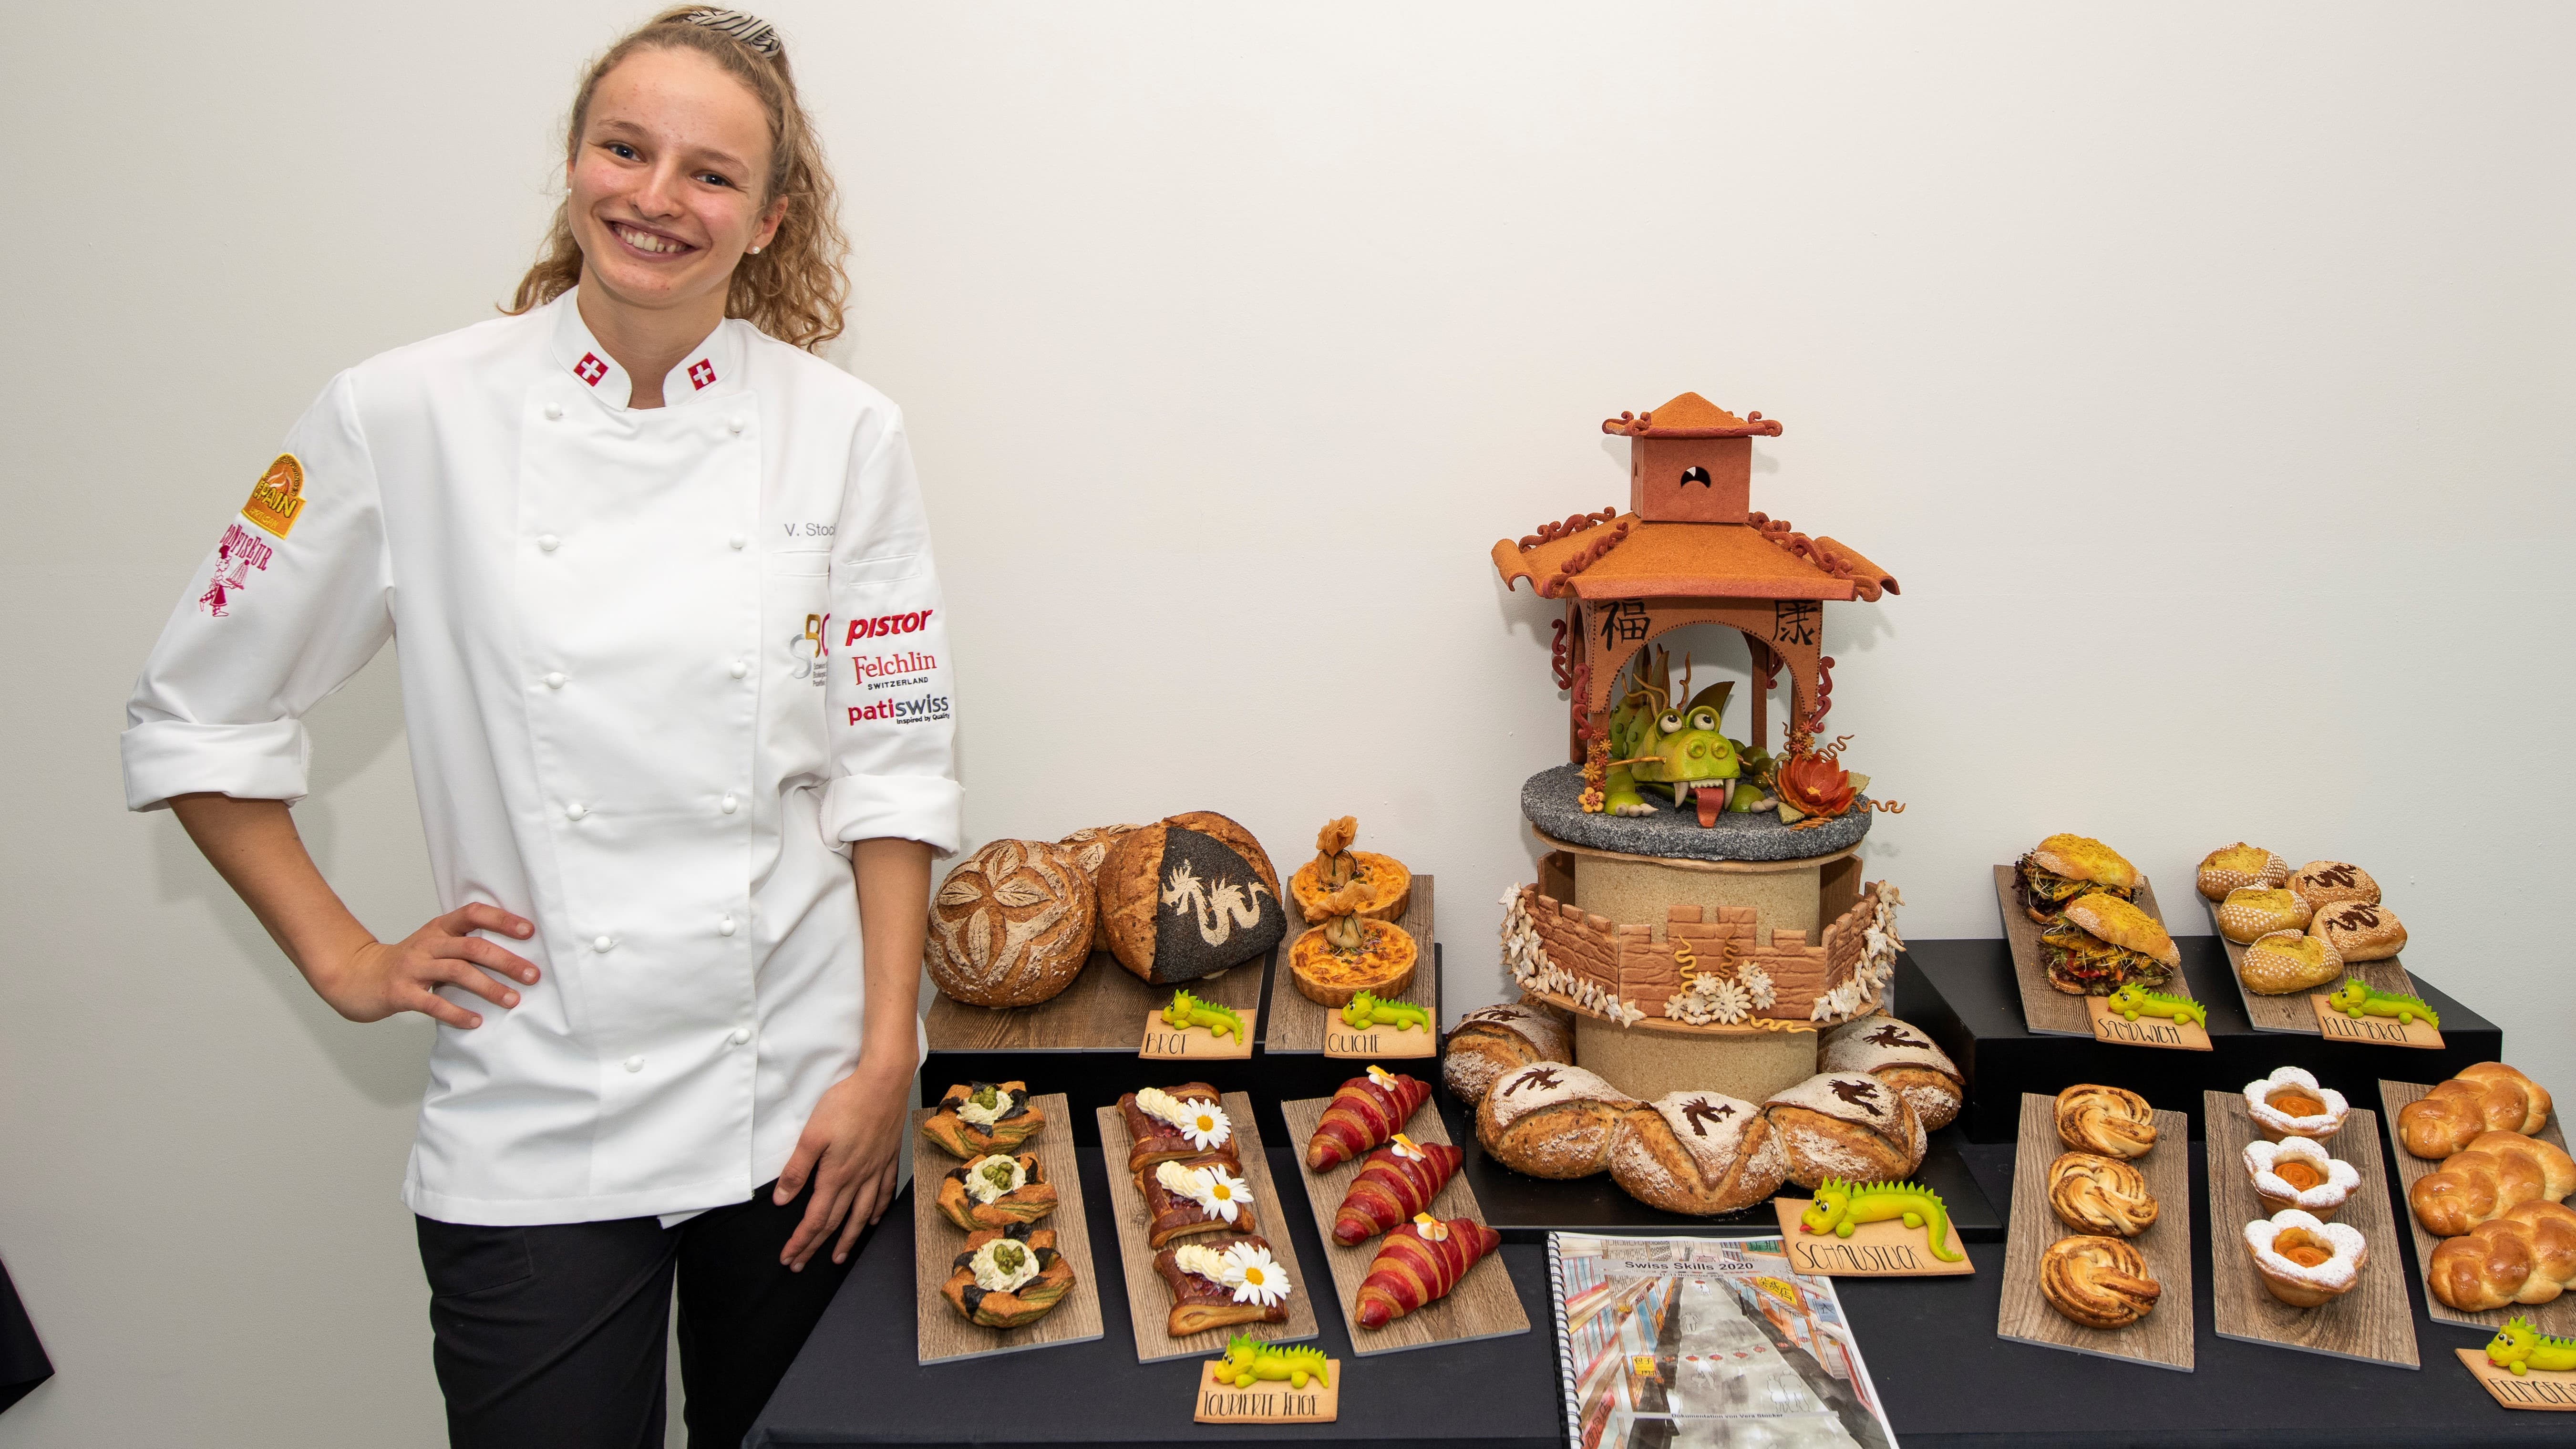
[
  {"xmin": 2047, "ymin": 1152, "xmax": 2159, "ymax": 1237},
  {"xmin": 2039, "ymin": 1234, "xmax": 2161, "ymax": 1329},
  {"xmin": 2055, "ymin": 1085, "xmax": 2157, "ymax": 1159}
]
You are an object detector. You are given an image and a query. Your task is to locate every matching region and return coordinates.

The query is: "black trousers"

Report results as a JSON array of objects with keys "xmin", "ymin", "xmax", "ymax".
[{"xmin": 416, "ymin": 1179, "xmax": 860, "ymax": 1449}]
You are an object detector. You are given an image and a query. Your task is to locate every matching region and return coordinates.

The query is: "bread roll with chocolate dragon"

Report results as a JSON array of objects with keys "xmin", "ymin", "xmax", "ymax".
[
  {"xmin": 1763, "ymin": 1072, "xmax": 1927, "ymax": 1189},
  {"xmin": 1476, "ymin": 1063, "xmax": 1637, "ymax": 1180},
  {"xmin": 1609, "ymin": 1091, "xmax": 1787, "ymax": 1215},
  {"xmin": 1818, "ymin": 1016, "xmax": 1962, "ymax": 1131},
  {"xmin": 1442, "ymin": 1003, "xmax": 1574, "ymax": 1107}
]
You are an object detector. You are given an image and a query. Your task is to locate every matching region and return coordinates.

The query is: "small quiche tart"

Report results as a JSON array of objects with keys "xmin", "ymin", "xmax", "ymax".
[
  {"xmin": 1288, "ymin": 917, "xmax": 1419, "ymax": 1008},
  {"xmin": 1290, "ymin": 851, "xmax": 1412, "ymax": 923}
]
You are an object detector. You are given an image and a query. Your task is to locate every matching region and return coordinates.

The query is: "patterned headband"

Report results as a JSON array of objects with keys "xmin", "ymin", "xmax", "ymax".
[{"xmin": 676, "ymin": 8, "xmax": 781, "ymax": 56}]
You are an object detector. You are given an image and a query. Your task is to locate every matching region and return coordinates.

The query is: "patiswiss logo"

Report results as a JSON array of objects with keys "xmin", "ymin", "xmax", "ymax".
[
  {"xmin": 846, "ymin": 693, "xmax": 950, "ymax": 726},
  {"xmin": 843, "ymin": 610, "xmax": 934, "ymax": 643}
]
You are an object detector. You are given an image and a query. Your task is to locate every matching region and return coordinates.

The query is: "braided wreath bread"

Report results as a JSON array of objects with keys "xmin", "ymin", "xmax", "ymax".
[
  {"xmin": 1607, "ymin": 1091, "xmax": 1788, "ymax": 1216},
  {"xmin": 1442, "ymin": 1003, "xmax": 1574, "ymax": 1107},
  {"xmin": 2425, "ymin": 1200, "xmax": 2576, "ymax": 1312}
]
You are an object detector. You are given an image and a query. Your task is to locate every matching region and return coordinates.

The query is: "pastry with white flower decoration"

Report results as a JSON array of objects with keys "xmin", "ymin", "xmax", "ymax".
[
  {"xmin": 1819, "ymin": 1015, "xmax": 1962, "ymax": 1131},
  {"xmin": 2244, "ymin": 1209, "xmax": 2368, "ymax": 1308},
  {"xmin": 2245, "ymin": 1067, "xmax": 2349, "ymax": 1144},
  {"xmin": 1118, "ymin": 1084, "xmax": 1238, "ymax": 1174},
  {"xmin": 2243, "ymin": 1137, "xmax": 2363, "ymax": 1220},
  {"xmin": 1151, "ymin": 1232, "xmax": 1293, "ymax": 1337},
  {"xmin": 935, "ymin": 1152, "xmax": 1059, "ymax": 1231},
  {"xmin": 1139, "ymin": 1152, "xmax": 1260, "ymax": 1248}
]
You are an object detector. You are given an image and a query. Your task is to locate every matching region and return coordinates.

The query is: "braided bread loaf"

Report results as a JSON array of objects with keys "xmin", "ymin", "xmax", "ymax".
[
  {"xmin": 2408, "ymin": 1131, "xmax": 2576, "ymax": 1238},
  {"xmin": 2399, "ymin": 1064, "xmax": 2554, "ymax": 1160},
  {"xmin": 2426, "ymin": 1200, "xmax": 2576, "ymax": 1312}
]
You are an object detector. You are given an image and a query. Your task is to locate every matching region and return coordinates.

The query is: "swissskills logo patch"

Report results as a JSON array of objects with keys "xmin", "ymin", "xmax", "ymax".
[{"xmin": 575, "ymin": 352, "xmax": 608, "ymax": 386}]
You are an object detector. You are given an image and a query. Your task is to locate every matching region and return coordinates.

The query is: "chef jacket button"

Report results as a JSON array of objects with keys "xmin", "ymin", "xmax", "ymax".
[
  {"xmin": 728, "ymin": 1028, "xmax": 752, "ymax": 1046},
  {"xmin": 564, "ymin": 802, "xmax": 587, "ymax": 820},
  {"xmin": 721, "ymin": 793, "xmax": 740, "ymax": 814},
  {"xmin": 727, "ymin": 416, "xmax": 745, "ymax": 434},
  {"xmin": 593, "ymin": 935, "xmax": 614, "ymax": 952},
  {"xmin": 543, "ymin": 672, "xmax": 567, "ymax": 689},
  {"xmin": 623, "ymin": 1055, "xmax": 644, "ymax": 1073},
  {"xmin": 543, "ymin": 403, "xmax": 564, "ymax": 421},
  {"xmin": 728, "ymin": 534, "xmax": 746, "ymax": 550},
  {"xmin": 719, "ymin": 915, "xmax": 736, "ymax": 936},
  {"xmin": 538, "ymin": 534, "xmax": 561, "ymax": 552},
  {"xmin": 728, "ymin": 661, "xmax": 748, "ymax": 679}
]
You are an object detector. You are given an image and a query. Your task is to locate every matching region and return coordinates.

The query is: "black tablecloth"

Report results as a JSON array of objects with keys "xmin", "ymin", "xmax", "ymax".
[{"xmin": 0, "ymin": 1255, "xmax": 53, "ymax": 1415}]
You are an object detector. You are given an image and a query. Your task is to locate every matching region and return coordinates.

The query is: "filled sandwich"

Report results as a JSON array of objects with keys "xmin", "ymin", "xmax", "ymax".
[
  {"xmin": 2017, "ymin": 833, "xmax": 2139, "ymax": 924},
  {"xmin": 2040, "ymin": 892, "xmax": 2178, "ymax": 996}
]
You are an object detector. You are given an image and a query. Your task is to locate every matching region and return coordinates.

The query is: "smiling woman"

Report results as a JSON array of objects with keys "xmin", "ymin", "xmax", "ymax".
[{"xmin": 120, "ymin": 8, "xmax": 956, "ymax": 1449}]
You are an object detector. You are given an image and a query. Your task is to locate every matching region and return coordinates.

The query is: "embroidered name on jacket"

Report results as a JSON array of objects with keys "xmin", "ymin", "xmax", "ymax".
[{"xmin": 197, "ymin": 522, "xmax": 274, "ymax": 617}]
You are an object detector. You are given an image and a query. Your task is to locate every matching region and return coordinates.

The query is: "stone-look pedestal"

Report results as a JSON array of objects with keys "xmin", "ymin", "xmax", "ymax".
[{"xmin": 1573, "ymin": 1016, "xmax": 1819, "ymax": 1104}]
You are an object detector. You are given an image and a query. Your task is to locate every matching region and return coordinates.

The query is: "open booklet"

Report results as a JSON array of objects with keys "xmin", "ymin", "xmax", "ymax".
[{"xmin": 1549, "ymin": 1233, "xmax": 1897, "ymax": 1449}]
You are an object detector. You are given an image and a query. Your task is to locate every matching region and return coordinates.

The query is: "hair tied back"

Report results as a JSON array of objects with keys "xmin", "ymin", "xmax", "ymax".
[{"xmin": 676, "ymin": 8, "xmax": 781, "ymax": 56}]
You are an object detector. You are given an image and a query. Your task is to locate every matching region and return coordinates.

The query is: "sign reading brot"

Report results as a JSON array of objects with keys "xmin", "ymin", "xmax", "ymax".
[{"xmin": 1098, "ymin": 812, "xmax": 1285, "ymax": 986}]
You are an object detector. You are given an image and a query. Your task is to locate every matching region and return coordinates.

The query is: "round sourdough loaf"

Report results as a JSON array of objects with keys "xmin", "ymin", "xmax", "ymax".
[
  {"xmin": 1609, "ymin": 1091, "xmax": 1786, "ymax": 1215},
  {"xmin": 1818, "ymin": 1015, "xmax": 1962, "ymax": 1131},
  {"xmin": 927, "ymin": 840, "xmax": 1097, "ymax": 1007},
  {"xmin": 1056, "ymin": 823, "xmax": 1143, "ymax": 955},
  {"xmin": 1762, "ymin": 1071, "xmax": 1926, "ymax": 1188},
  {"xmin": 1097, "ymin": 812, "xmax": 1285, "ymax": 985},
  {"xmin": 1442, "ymin": 1003, "xmax": 1574, "ymax": 1107},
  {"xmin": 1476, "ymin": 1063, "xmax": 1637, "ymax": 1179}
]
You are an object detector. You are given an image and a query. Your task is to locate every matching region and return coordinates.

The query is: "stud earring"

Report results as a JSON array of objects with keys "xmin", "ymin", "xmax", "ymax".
[{"xmin": 749, "ymin": 245, "xmax": 763, "ymax": 255}]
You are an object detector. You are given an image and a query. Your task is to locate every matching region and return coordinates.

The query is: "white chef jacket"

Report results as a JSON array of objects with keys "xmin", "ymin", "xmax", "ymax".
[{"xmin": 122, "ymin": 291, "xmax": 960, "ymax": 1226}]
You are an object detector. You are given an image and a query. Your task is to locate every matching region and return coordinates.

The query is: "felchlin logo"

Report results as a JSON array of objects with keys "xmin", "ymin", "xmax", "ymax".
[{"xmin": 850, "ymin": 649, "xmax": 937, "ymax": 685}]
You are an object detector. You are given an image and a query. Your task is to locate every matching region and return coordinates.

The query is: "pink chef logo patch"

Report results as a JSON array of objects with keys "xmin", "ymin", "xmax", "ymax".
[
  {"xmin": 197, "ymin": 521, "xmax": 276, "ymax": 617},
  {"xmin": 688, "ymin": 359, "xmax": 716, "ymax": 390},
  {"xmin": 575, "ymin": 352, "xmax": 608, "ymax": 386}
]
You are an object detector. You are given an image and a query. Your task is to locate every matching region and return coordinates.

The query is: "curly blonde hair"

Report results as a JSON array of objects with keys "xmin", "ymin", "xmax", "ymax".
[{"xmin": 506, "ymin": 7, "xmax": 849, "ymax": 351}]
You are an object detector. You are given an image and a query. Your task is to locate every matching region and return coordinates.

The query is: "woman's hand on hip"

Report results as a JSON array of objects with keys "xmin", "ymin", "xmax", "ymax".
[
  {"xmin": 319, "ymin": 904, "xmax": 540, "ymax": 1030},
  {"xmin": 776, "ymin": 1053, "xmax": 912, "ymax": 1271}
]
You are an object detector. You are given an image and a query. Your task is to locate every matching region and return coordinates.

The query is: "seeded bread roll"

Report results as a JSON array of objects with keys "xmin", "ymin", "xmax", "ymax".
[
  {"xmin": 2196, "ymin": 843, "xmax": 2291, "ymax": 901},
  {"xmin": 2312, "ymin": 901, "xmax": 2406, "ymax": 963},
  {"xmin": 1609, "ymin": 1092, "xmax": 1787, "ymax": 1216},
  {"xmin": 1818, "ymin": 1015, "xmax": 1962, "ymax": 1131},
  {"xmin": 926, "ymin": 840, "xmax": 1096, "ymax": 1007},
  {"xmin": 1442, "ymin": 1003, "xmax": 1574, "ymax": 1106},
  {"xmin": 1475, "ymin": 1063, "xmax": 1637, "ymax": 1180},
  {"xmin": 2288, "ymin": 860, "xmax": 2379, "ymax": 910},
  {"xmin": 2216, "ymin": 886, "xmax": 2312, "ymax": 943},
  {"xmin": 1762, "ymin": 1072, "xmax": 1927, "ymax": 1189},
  {"xmin": 2238, "ymin": 931, "xmax": 2342, "ymax": 996}
]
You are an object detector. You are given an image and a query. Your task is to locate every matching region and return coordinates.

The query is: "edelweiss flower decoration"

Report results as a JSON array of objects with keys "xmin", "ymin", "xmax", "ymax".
[{"xmin": 1223, "ymin": 1242, "xmax": 1290, "ymax": 1306}]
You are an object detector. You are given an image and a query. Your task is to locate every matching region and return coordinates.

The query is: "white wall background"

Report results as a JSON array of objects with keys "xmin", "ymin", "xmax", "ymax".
[{"xmin": 3, "ymin": 3, "xmax": 2569, "ymax": 1444}]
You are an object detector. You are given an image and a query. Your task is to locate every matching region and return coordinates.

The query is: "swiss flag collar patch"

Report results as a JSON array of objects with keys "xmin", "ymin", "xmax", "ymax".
[
  {"xmin": 574, "ymin": 352, "xmax": 608, "ymax": 386},
  {"xmin": 688, "ymin": 359, "xmax": 717, "ymax": 390}
]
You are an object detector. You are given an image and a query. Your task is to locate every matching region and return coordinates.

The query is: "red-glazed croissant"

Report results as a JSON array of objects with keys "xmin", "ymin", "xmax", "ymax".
[
  {"xmin": 1354, "ymin": 1215, "xmax": 1501, "ymax": 1328},
  {"xmin": 1332, "ymin": 1138, "xmax": 1463, "ymax": 1246},
  {"xmin": 1307, "ymin": 1068, "xmax": 1432, "ymax": 1170}
]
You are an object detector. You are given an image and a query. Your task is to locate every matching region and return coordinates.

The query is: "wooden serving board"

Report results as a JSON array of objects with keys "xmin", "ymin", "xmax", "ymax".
[
  {"xmin": 911, "ymin": 1093, "xmax": 1104, "ymax": 1363},
  {"xmin": 2202, "ymin": 1092, "xmax": 2417, "ymax": 1368},
  {"xmin": 2203, "ymin": 894, "xmax": 2419, "ymax": 1036},
  {"xmin": 924, "ymin": 949, "xmax": 1267, "ymax": 1053},
  {"xmin": 1264, "ymin": 876, "xmax": 1438, "ymax": 1055},
  {"xmin": 1278, "ymin": 1095, "xmax": 1531, "ymax": 1356},
  {"xmin": 1996, "ymin": 1092, "xmax": 2195, "ymax": 1371},
  {"xmin": 2379, "ymin": 1079, "xmax": 2576, "ymax": 1335},
  {"xmin": 1092, "ymin": 1092, "xmax": 1321, "ymax": 1362},
  {"xmin": 1991, "ymin": 867, "xmax": 2173, "ymax": 1037}
]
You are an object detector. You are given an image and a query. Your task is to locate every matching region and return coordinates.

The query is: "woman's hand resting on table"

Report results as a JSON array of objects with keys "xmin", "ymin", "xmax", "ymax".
[{"xmin": 775, "ymin": 1052, "xmax": 914, "ymax": 1271}]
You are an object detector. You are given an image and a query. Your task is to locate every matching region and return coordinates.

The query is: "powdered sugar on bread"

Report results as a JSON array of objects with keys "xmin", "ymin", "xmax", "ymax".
[
  {"xmin": 1820, "ymin": 1017, "xmax": 1958, "ymax": 1081},
  {"xmin": 1483, "ymin": 1064, "xmax": 1633, "ymax": 1130}
]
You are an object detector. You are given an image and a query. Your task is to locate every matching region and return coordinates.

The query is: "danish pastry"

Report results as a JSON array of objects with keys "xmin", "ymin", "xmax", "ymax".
[
  {"xmin": 2047, "ymin": 1152, "xmax": 2159, "ymax": 1237},
  {"xmin": 2244, "ymin": 1067, "xmax": 2348, "ymax": 1144},
  {"xmin": 2399, "ymin": 1063, "xmax": 2555, "ymax": 1159},
  {"xmin": 2237, "ymin": 930, "xmax": 2340, "ymax": 996},
  {"xmin": 2244, "ymin": 1209, "xmax": 2366, "ymax": 1309},
  {"xmin": 2039, "ymin": 1234, "xmax": 2160, "ymax": 1329},
  {"xmin": 1763, "ymin": 1072, "xmax": 1926, "ymax": 1190},
  {"xmin": 1476, "ymin": 1063, "xmax": 1636, "ymax": 1180},
  {"xmin": 2055, "ymin": 1085, "xmax": 2157, "ymax": 1159},
  {"xmin": 2196, "ymin": 842, "xmax": 2289, "ymax": 900},
  {"xmin": 2244, "ymin": 1137, "xmax": 2361, "ymax": 1220},
  {"xmin": 919, "ymin": 1080, "xmax": 1045, "ymax": 1158},
  {"xmin": 1152, "ymin": 1232, "xmax": 1291, "ymax": 1337},
  {"xmin": 2215, "ymin": 887, "xmax": 2312, "ymax": 944},
  {"xmin": 1818, "ymin": 1015, "xmax": 1963, "ymax": 1131},
  {"xmin": 941, "ymin": 1224, "xmax": 1075, "ymax": 1328},
  {"xmin": 2425, "ymin": 1200, "xmax": 2576, "ymax": 1312},
  {"xmin": 2287, "ymin": 860, "xmax": 2379, "ymax": 911},
  {"xmin": 1139, "ymin": 1152, "xmax": 1261, "ymax": 1249},
  {"xmin": 1608, "ymin": 1091, "xmax": 1788, "ymax": 1216},
  {"xmin": 2409, "ymin": 1131, "xmax": 2576, "ymax": 1238},
  {"xmin": 2310, "ymin": 901, "xmax": 2406, "ymax": 963},
  {"xmin": 1118, "ymin": 1085, "xmax": 1238, "ymax": 1174},
  {"xmin": 1442, "ymin": 1003, "xmax": 1574, "ymax": 1107},
  {"xmin": 935, "ymin": 1152, "xmax": 1059, "ymax": 1231}
]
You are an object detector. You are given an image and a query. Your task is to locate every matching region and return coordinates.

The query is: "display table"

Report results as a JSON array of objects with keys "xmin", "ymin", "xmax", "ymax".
[{"xmin": 757, "ymin": 942, "xmax": 2554, "ymax": 1447}]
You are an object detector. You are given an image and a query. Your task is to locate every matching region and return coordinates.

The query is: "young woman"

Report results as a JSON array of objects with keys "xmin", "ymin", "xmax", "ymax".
[{"xmin": 120, "ymin": 10, "xmax": 953, "ymax": 1445}]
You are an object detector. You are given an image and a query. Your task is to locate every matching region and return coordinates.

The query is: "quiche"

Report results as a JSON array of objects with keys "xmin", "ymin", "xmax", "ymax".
[{"xmin": 1288, "ymin": 917, "xmax": 1418, "ymax": 1007}]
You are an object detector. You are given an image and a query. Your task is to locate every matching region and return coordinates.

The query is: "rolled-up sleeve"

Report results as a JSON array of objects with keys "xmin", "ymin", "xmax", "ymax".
[
  {"xmin": 122, "ymin": 371, "xmax": 393, "ymax": 811},
  {"xmin": 819, "ymin": 408, "xmax": 961, "ymax": 854}
]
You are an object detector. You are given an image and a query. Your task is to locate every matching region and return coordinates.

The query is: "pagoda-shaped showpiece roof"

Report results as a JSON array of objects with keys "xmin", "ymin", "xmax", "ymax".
[{"xmin": 1601, "ymin": 392, "xmax": 1784, "ymax": 439}]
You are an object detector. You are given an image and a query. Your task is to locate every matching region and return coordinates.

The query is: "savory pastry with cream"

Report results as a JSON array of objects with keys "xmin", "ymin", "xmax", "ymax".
[
  {"xmin": 936, "ymin": 1152, "xmax": 1060, "ymax": 1231},
  {"xmin": 2311, "ymin": 901, "xmax": 2406, "ymax": 962},
  {"xmin": 2215, "ymin": 887, "xmax": 2312, "ymax": 944},
  {"xmin": 2016, "ymin": 834, "xmax": 2139, "ymax": 923},
  {"xmin": 941, "ymin": 1223, "xmax": 1076, "ymax": 1328},
  {"xmin": 2039, "ymin": 893, "xmax": 2177, "ymax": 995},
  {"xmin": 1118, "ymin": 1085, "xmax": 1238, "ymax": 1174},
  {"xmin": 919, "ymin": 1080, "xmax": 1044, "ymax": 1158},
  {"xmin": 2237, "ymin": 930, "xmax": 2341, "ymax": 996},
  {"xmin": 2195, "ymin": 842, "xmax": 2290, "ymax": 900},
  {"xmin": 1138, "ymin": 1152, "xmax": 1261, "ymax": 1249}
]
